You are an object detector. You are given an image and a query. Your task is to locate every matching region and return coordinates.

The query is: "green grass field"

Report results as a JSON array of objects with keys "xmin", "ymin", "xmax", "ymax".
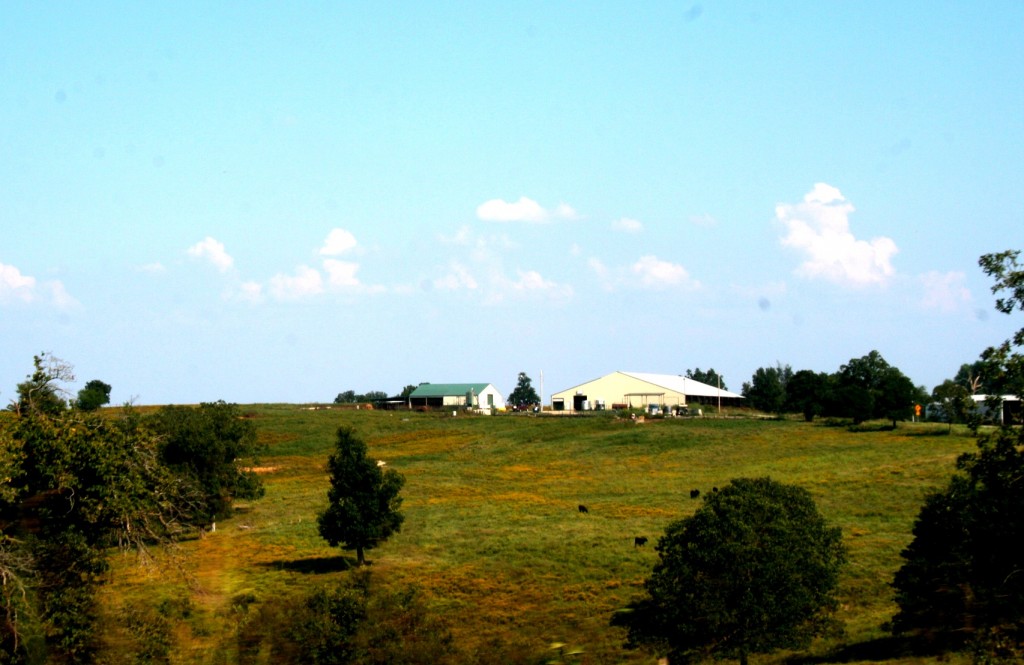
[{"xmin": 100, "ymin": 408, "xmax": 980, "ymax": 664}]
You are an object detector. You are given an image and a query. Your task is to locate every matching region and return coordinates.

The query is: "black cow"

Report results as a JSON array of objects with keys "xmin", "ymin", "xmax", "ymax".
[
  {"xmin": 634, "ymin": 536, "xmax": 648, "ymax": 547},
  {"xmin": 578, "ymin": 504, "xmax": 589, "ymax": 514},
  {"xmin": 690, "ymin": 489, "xmax": 700, "ymax": 499}
]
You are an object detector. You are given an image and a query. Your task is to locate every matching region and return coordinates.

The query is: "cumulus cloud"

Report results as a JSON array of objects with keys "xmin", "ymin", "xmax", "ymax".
[
  {"xmin": 1, "ymin": 262, "xmax": 36, "ymax": 303},
  {"xmin": 323, "ymin": 259, "xmax": 361, "ymax": 288},
  {"xmin": 631, "ymin": 255, "xmax": 701, "ymax": 290},
  {"xmin": 485, "ymin": 269, "xmax": 573, "ymax": 304},
  {"xmin": 319, "ymin": 228, "xmax": 358, "ymax": 256},
  {"xmin": 920, "ymin": 270, "xmax": 972, "ymax": 313},
  {"xmin": 187, "ymin": 237, "xmax": 234, "ymax": 273},
  {"xmin": 268, "ymin": 265, "xmax": 323, "ymax": 300},
  {"xmin": 612, "ymin": 217, "xmax": 644, "ymax": 233},
  {"xmin": 777, "ymin": 183, "xmax": 897, "ymax": 286},
  {"xmin": 433, "ymin": 262, "xmax": 479, "ymax": 291},
  {"xmin": 1, "ymin": 261, "xmax": 76, "ymax": 308},
  {"xmin": 476, "ymin": 196, "xmax": 578, "ymax": 223}
]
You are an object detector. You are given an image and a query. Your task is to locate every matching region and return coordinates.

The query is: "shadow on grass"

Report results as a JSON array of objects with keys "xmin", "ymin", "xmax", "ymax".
[
  {"xmin": 787, "ymin": 635, "xmax": 948, "ymax": 664},
  {"xmin": 259, "ymin": 555, "xmax": 355, "ymax": 574}
]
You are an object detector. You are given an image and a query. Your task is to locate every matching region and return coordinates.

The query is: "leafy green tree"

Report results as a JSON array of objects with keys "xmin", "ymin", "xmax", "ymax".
[
  {"xmin": 829, "ymin": 350, "xmax": 917, "ymax": 425},
  {"xmin": 507, "ymin": 372, "xmax": 540, "ymax": 408},
  {"xmin": 784, "ymin": 369, "xmax": 828, "ymax": 421},
  {"xmin": 892, "ymin": 250, "xmax": 1024, "ymax": 656},
  {"xmin": 318, "ymin": 427, "xmax": 405, "ymax": 566},
  {"xmin": 335, "ymin": 390, "xmax": 357, "ymax": 404},
  {"xmin": 149, "ymin": 401, "xmax": 264, "ymax": 525},
  {"xmin": 75, "ymin": 379, "xmax": 112, "ymax": 411},
  {"xmin": 876, "ymin": 366, "xmax": 919, "ymax": 428},
  {"xmin": 686, "ymin": 368, "xmax": 727, "ymax": 391},
  {"xmin": 930, "ymin": 380, "xmax": 973, "ymax": 431},
  {"xmin": 10, "ymin": 352, "xmax": 72, "ymax": 415},
  {"xmin": 742, "ymin": 364, "xmax": 791, "ymax": 414},
  {"xmin": 1, "ymin": 356, "xmax": 193, "ymax": 663},
  {"xmin": 892, "ymin": 425, "xmax": 1024, "ymax": 651},
  {"xmin": 399, "ymin": 384, "xmax": 420, "ymax": 400},
  {"xmin": 613, "ymin": 477, "xmax": 846, "ymax": 665}
]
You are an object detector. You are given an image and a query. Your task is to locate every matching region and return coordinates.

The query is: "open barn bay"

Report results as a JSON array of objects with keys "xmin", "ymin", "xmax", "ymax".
[{"xmin": 101, "ymin": 408, "xmax": 978, "ymax": 664}]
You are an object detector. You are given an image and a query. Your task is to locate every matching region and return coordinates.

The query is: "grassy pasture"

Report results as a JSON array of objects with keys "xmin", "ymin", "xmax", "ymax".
[{"xmin": 100, "ymin": 408, "xmax": 978, "ymax": 664}]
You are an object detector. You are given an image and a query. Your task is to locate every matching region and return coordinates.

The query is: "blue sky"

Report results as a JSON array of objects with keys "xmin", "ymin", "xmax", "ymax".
[{"xmin": 2, "ymin": 2, "xmax": 1022, "ymax": 405}]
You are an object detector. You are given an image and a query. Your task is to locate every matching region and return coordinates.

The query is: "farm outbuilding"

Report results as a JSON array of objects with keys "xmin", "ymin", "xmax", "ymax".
[
  {"xmin": 549, "ymin": 371, "xmax": 743, "ymax": 413},
  {"xmin": 408, "ymin": 383, "xmax": 506, "ymax": 411}
]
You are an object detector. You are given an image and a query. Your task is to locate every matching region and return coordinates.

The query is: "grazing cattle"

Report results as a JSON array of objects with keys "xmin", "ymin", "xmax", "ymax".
[
  {"xmin": 690, "ymin": 489, "xmax": 700, "ymax": 499},
  {"xmin": 578, "ymin": 504, "xmax": 589, "ymax": 514},
  {"xmin": 713, "ymin": 487, "xmax": 719, "ymax": 493},
  {"xmin": 634, "ymin": 536, "xmax": 648, "ymax": 547}
]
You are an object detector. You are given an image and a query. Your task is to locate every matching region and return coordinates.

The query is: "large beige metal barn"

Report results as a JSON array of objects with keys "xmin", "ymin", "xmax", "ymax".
[{"xmin": 549, "ymin": 371, "xmax": 743, "ymax": 413}]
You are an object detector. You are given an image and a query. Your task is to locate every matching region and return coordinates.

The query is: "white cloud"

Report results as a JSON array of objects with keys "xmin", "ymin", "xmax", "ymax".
[
  {"xmin": 268, "ymin": 265, "xmax": 323, "ymax": 300},
  {"xmin": 631, "ymin": 255, "xmax": 700, "ymax": 290},
  {"xmin": 777, "ymin": 183, "xmax": 897, "ymax": 286},
  {"xmin": 187, "ymin": 237, "xmax": 234, "ymax": 273},
  {"xmin": 920, "ymin": 270, "xmax": 972, "ymax": 313},
  {"xmin": 433, "ymin": 262, "xmax": 478, "ymax": 291},
  {"xmin": 1, "ymin": 262, "xmax": 37, "ymax": 303},
  {"xmin": 612, "ymin": 217, "xmax": 644, "ymax": 233},
  {"xmin": 476, "ymin": 196, "xmax": 578, "ymax": 223},
  {"xmin": 486, "ymin": 269, "xmax": 573, "ymax": 304},
  {"xmin": 319, "ymin": 228, "xmax": 358, "ymax": 256},
  {"xmin": 323, "ymin": 259, "xmax": 361, "ymax": 288},
  {"xmin": 236, "ymin": 281, "xmax": 264, "ymax": 304},
  {"xmin": 1, "ymin": 261, "xmax": 77, "ymax": 308}
]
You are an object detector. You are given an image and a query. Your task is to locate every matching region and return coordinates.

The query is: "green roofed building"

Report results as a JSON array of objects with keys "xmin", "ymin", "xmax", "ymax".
[{"xmin": 408, "ymin": 383, "xmax": 506, "ymax": 411}]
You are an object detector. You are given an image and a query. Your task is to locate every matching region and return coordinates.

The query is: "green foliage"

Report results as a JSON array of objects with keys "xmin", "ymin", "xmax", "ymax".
[
  {"xmin": 891, "ymin": 427, "xmax": 1024, "ymax": 649},
  {"xmin": 149, "ymin": 401, "xmax": 265, "ymax": 524},
  {"xmin": 686, "ymin": 367, "xmax": 727, "ymax": 392},
  {"xmin": 335, "ymin": 391, "xmax": 390, "ymax": 404},
  {"xmin": 508, "ymin": 372, "xmax": 540, "ymax": 408},
  {"xmin": 317, "ymin": 427, "xmax": 405, "ymax": 566},
  {"xmin": 10, "ymin": 353, "xmax": 72, "ymax": 415},
  {"xmin": 785, "ymin": 369, "xmax": 828, "ymax": 421},
  {"xmin": 614, "ymin": 477, "xmax": 847, "ymax": 665},
  {"xmin": 238, "ymin": 572, "xmax": 455, "ymax": 665},
  {"xmin": 742, "ymin": 364, "xmax": 791, "ymax": 414},
  {"xmin": 930, "ymin": 380, "xmax": 973, "ymax": 431},
  {"xmin": 75, "ymin": 380, "xmax": 111, "ymax": 412},
  {"xmin": 1, "ymin": 356, "xmax": 194, "ymax": 664}
]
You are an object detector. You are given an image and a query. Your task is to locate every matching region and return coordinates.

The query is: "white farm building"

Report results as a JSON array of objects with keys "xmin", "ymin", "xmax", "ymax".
[
  {"xmin": 550, "ymin": 371, "xmax": 743, "ymax": 413},
  {"xmin": 408, "ymin": 383, "xmax": 506, "ymax": 412}
]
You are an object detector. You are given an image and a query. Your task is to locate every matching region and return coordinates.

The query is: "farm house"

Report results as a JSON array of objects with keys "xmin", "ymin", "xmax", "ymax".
[
  {"xmin": 408, "ymin": 383, "xmax": 506, "ymax": 411},
  {"xmin": 549, "ymin": 371, "xmax": 743, "ymax": 413}
]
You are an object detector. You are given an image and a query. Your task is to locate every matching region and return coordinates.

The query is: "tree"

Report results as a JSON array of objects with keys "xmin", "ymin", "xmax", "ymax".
[
  {"xmin": 831, "ymin": 350, "xmax": 917, "ymax": 425},
  {"xmin": 686, "ymin": 368, "xmax": 727, "ymax": 392},
  {"xmin": 507, "ymin": 372, "xmax": 540, "ymax": 408},
  {"xmin": 892, "ymin": 250, "xmax": 1024, "ymax": 655},
  {"xmin": 335, "ymin": 390, "xmax": 357, "ymax": 404},
  {"xmin": 613, "ymin": 477, "xmax": 846, "ymax": 665},
  {"xmin": 10, "ymin": 352, "xmax": 73, "ymax": 415},
  {"xmin": 149, "ymin": 401, "xmax": 265, "ymax": 525},
  {"xmin": 930, "ymin": 380, "xmax": 972, "ymax": 432},
  {"xmin": 784, "ymin": 370, "xmax": 828, "ymax": 422},
  {"xmin": 75, "ymin": 379, "xmax": 111, "ymax": 411},
  {"xmin": 2, "ymin": 356, "xmax": 195, "ymax": 662},
  {"xmin": 742, "ymin": 364, "xmax": 791, "ymax": 414},
  {"xmin": 318, "ymin": 427, "xmax": 405, "ymax": 566},
  {"xmin": 876, "ymin": 366, "xmax": 919, "ymax": 428}
]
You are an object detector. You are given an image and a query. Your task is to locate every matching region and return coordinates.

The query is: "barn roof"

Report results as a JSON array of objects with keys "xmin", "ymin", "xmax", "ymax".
[
  {"xmin": 409, "ymin": 383, "xmax": 495, "ymax": 398},
  {"xmin": 620, "ymin": 371, "xmax": 744, "ymax": 399}
]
